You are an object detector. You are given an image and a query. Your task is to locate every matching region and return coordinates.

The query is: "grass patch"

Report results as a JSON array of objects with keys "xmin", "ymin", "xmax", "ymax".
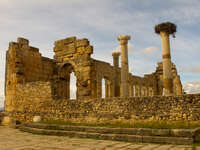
[{"xmin": 40, "ymin": 120, "xmax": 200, "ymax": 129}]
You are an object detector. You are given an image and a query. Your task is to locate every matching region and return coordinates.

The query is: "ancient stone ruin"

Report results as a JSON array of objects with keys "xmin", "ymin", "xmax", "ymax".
[{"xmin": 3, "ymin": 22, "xmax": 200, "ymax": 124}]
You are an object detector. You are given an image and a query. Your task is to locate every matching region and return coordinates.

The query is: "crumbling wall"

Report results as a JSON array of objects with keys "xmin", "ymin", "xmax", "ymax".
[
  {"xmin": 7, "ymin": 82, "xmax": 200, "ymax": 123},
  {"xmin": 53, "ymin": 37, "xmax": 95, "ymax": 99},
  {"xmin": 4, "ymin": 36, "xmax": 185, "ymax": 124},
  {"xmin": 153, "ymin": 62, "xmax": 183, "ymax": 95},
  {"xmin": 5, "ymin": 38, "xmax": 55, "ymax": 112},
  {"xmin": 94, "ymin": 60, "xmax": 116, "ymax": 98}
]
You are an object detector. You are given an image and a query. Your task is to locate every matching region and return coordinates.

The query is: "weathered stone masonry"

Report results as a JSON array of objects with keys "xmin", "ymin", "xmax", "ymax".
[
  {"xmin": 4, "ymin": 22, "xmax": 192, "ymax": 123},
  {"xmin": 7, "ymin": 81, "xmax": 200, "ymax": 122}
]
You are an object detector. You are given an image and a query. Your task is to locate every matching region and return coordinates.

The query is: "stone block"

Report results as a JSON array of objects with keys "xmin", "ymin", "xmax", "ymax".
[
  {"xmin": 170, "ymin": 129, "xmax": 195, "ymax": 138},
  {"xmin": 62, "ymin": 43, "xmax": 76, "ymax": 53},
  {"xmin": 126, "ymin": 135, "xmax": 143, "ymax": 142},
  {"xmin": 1, "ymin": 116, "xmax": 14, "ymax": 126},
  {"xmin": 33, "ymin": 116, "xmax": 41, "ymax": 123},
  {"xmin": 151, "ymin": 129, "xmax": 170, "ymax": 136},
  {"xmin": 85, "ymin": 45, "xmax": 93, "ymax": 54},
  {"xmin": 29, "ymin": 46, "xmax": 39, "ymax": 52},
  {"xmin": 76, "ymin": 39, "xmax": 89, "ymax": 48},
  {"xmin": 17, "ymin": 37, "xmax": 29, "ymax": 46},
  {"xmin": 136, "ymin": 128, "xmax": 152, "ymax": 136},
  {"xmin": 54, "ymin": 37, "xmax": 76, "ymax": 47}
]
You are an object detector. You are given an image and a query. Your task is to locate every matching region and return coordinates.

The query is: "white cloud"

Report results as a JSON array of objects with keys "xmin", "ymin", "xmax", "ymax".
[
  {"xmin": 141, "ymin": 46, "xmax": 158, "ymax": 55},
  {"xmin": 179, "ymin": 65, "xmax": 200, "ymax": 73},
  {"xmin": 0, "ymin": 0, "xmax": 199, "ymax": 96},
  {"xmin": 187, "ymin": 66, "xmax": 200, "ymax": 73},
  {"xmin": 183, "ymin": 81, "xmax": 200, "ymax": 94}
]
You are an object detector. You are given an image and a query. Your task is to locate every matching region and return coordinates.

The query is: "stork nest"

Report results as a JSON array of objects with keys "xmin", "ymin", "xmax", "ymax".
[{"xmin": 155, "ymin": 22, "xmax": 177, "ymax": 35}]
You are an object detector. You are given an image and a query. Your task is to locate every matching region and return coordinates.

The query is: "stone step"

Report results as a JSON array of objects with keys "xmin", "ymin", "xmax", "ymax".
[
  {"xmin": 23, "ymin": 123, "xmax": 196, "ymax": 138},
  {"xmin": 19, "ymin": 125, "xmax": 194, "ymax": 145}
]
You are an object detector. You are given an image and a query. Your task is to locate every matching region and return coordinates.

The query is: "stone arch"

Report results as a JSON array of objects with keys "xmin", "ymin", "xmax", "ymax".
[
  {"xmin": 57, "ymin": 61, "xmax": 79, "ymax": 99},
  {"xmin": 58, "ymin": 60, "xmax": 78, "ymax": 75}
]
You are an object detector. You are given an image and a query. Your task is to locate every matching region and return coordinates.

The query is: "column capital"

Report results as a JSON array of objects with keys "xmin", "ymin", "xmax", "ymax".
[
  {"xmin": 112, "ymin": 51, "xmax": 120, "ymax": 57},
  {"xmin": 117, "ymin": 35, "xmax": 131, "ymax": 45}
]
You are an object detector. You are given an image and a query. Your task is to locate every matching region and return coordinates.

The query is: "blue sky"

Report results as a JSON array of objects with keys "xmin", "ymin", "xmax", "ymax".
[{"xmin": 0, "ymin": 0, "xmax": 200, "ymax": 103}]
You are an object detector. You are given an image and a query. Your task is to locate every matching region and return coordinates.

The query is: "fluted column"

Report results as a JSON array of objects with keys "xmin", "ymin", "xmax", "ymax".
[
  {"xmin": 155, "ymin": 22, "xmax": 176, "ymax": 96},
  {"xmin": 117, "ymin": 35, "xmax": 131, "ymax": 97}
]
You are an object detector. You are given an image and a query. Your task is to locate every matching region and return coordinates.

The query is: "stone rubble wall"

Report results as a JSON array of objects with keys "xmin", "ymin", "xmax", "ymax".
[{"xmin": 7, "ymin": 81, "xmax": 200, "ymax": 123}]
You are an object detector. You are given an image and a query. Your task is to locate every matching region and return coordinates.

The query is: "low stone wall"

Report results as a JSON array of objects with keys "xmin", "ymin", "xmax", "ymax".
[{"xmin": 4, "ymin": 82, "xmax": 200, "ymax": 123}]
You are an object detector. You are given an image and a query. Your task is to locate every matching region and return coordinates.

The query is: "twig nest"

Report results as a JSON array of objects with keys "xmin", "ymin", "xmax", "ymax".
[{"xmin": 155, "ymin": 22, "xmax": 177, "ymax": 35}]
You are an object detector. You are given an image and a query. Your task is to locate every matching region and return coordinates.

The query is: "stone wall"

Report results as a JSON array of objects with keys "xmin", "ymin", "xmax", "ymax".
[
  {"xmin": 7, "ymin": 81, "xmax": 200, "ymax": 123},
  {"xmin": 6, "ymin": 38, "xmax": 54, "ymax": 85},
  {"xmin": 4, "ymin": 36, "xmax": 186, "ymax": 124}
]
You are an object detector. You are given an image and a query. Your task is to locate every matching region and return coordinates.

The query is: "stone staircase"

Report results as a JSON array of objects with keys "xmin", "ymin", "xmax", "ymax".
[{"xmin": 19, "ymin": 123, "xmax": 199, "ymax": 145}]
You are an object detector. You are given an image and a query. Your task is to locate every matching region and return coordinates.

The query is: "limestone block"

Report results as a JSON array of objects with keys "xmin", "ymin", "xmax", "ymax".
[
  {"xmin": 9, "ymin": 42, "xmax": 19, "ymax": 49},
  {"xmin": 2, "ymin": 116, "xmax": 13, "ymax": 126},
  {"xmin": 85, "ymin": 46, "xmax": 93, "ymax": 54},
  {"xmin": 76, "ymin": 39, "xmax": 89, "ymax": 48},
  {"xmin": 17, "ymin": 37, "xmax": 29, "ymax": 46},
  {"xmin": 29, "ymin": 46, "xmax": 39, "ymax": 52},
  {"xmin": 53, "ymin": 46, "xmax": 62, "ymax": 52},
  {"xmin": 63, "ymin": 43, "xmax": 76, "ymax": 53},
  {"xmin": 77, "ymin": 46, "xmax": 85, "ymax": 53},
  {"xmin": 33, "ymin": 116, "xmax": 41, "ymax": 123},
  {"xmin": 54, "ymin": 37, "xmax": 76, "ymax": 47}
]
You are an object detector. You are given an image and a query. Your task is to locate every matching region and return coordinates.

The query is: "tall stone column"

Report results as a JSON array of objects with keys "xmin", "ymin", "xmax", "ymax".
[
  {"xmin": 112, "ymin": 52, "xmax": 120, "ymax": 69},
  {"xmin": 117, "ymin": 35, "xmax": 131, "ymax": 97},
  {"xmin": 112, "ymin": 52, "xmax": 120, "ymax": 97},
  {"xmin": 155, "ymin": 22, "xmax": 176, "ymax": 96}
]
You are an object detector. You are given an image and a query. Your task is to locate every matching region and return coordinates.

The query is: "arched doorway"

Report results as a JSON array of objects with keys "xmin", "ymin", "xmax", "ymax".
[{"xmin": 58, "ymin": 63, "xmax": 77, "ymax": 99}]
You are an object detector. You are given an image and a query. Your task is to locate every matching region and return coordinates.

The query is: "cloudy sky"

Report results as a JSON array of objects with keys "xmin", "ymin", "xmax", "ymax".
[{"xmin": 0, "ymin": 0, "xmax": 200, "ymax": 105}]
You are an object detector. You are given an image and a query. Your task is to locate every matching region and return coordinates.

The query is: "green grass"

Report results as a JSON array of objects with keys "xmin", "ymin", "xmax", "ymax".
[{"xmin": 40, "ymin": 120, "xmax": 200, "ymax": 129}]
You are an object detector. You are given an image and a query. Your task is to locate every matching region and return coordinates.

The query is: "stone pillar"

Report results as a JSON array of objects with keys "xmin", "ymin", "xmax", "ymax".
[
  {"xmin": 160, "ymin": 32, "xmax": 173, "ymax": 95},
  {"xmin": 117, "ymin": 35, "xmax": 131, "ymax": 97},
  {"xmin": 155, "ymin": 22, "xmax": 176, "ymax": 96},
  {"xmin": 105, "ymin": 79, "xmax": 108, "ymax": 98},
  {"xmin": 136, "ymin": 85, "xmax": 141, "ymax": 97},
  {"xmin": 112, "ymin": 52, "xmax": 120, "ymax": 97},
  {"xmin": 97, "ymin": 78, "xmax": 102, "ymax": 98},
  {"xmin": 129, "ymin": 85, "xmax": 133, "ymax": 97},
  {"xmin": 112, "ymin": 52, "xmax": 120, "ymax": 69}
]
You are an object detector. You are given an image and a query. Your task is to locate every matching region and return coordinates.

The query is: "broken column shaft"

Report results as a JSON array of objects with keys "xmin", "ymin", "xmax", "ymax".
[
  {"xmin": 112, "ymin": 52, "xmax": 120, "ymax": 69},
  {"xmin": 117, "ymin": 35, "xmax": 131, "ymax": 97},
  {"xmin": 155, "ymin": 22, "xmax": 176, "ymax": 96}
]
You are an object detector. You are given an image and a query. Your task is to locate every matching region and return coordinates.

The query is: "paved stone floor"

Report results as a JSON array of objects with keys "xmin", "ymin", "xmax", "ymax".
[{"xmin": 0, "ymin": 126, "xmax": 198, "ymax": 150}]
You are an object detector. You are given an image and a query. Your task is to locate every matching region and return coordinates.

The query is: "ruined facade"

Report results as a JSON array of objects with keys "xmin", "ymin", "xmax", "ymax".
[
  {"xmin": 5, "ymin": 36, "xmax": 183, "ymax": 111},
  {"xmin": 4, "ymin": 22, "xmax": 188, "ymax": 123}
]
